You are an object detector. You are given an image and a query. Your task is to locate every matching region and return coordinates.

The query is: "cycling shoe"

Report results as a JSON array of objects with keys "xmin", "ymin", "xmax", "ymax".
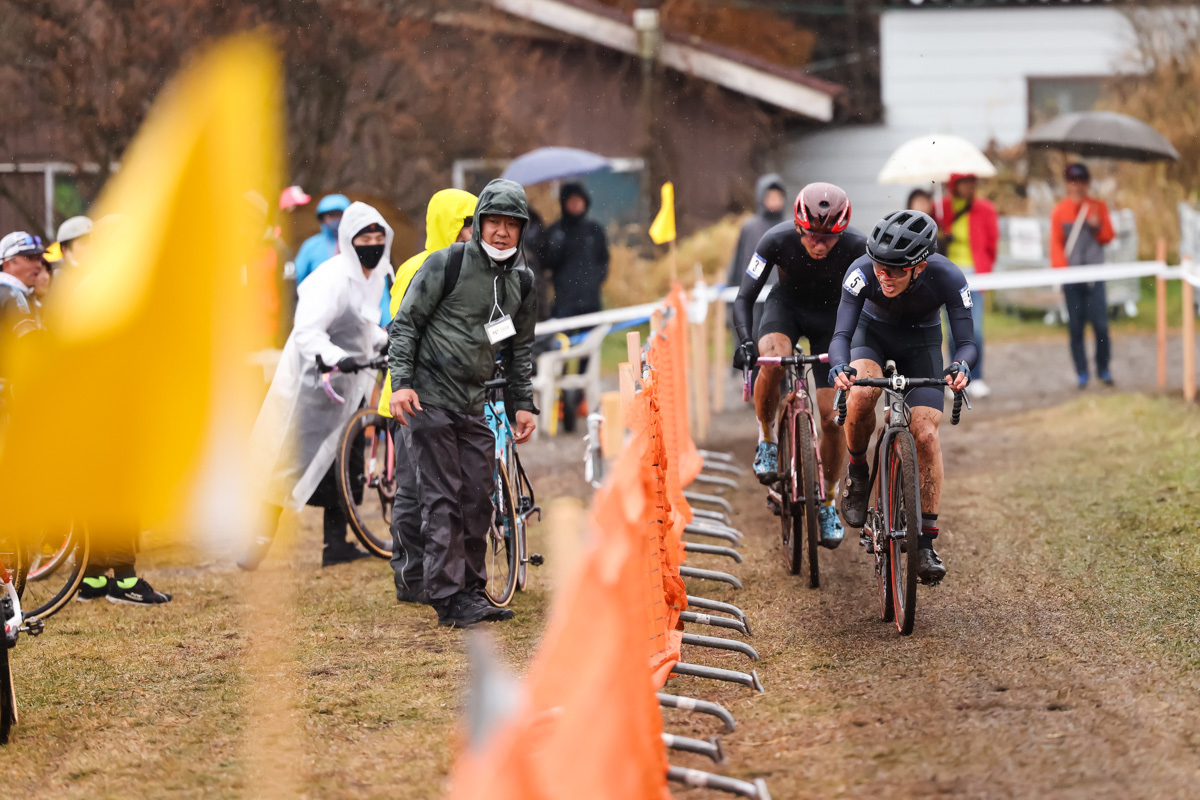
[
  {"xmin": 818, "ymin": 505, "xmax": 844, "ymax": 549},
  {"xmin": 916, "ymin": 546, "xmax": 947, "ymax": 585},
  {"xmin": 753, "ymin": 441, "xmax": 779, "ymax": 485},
  {"xmin": 838, "ymin": 466, "xmax": 871, "ymax": 529}
]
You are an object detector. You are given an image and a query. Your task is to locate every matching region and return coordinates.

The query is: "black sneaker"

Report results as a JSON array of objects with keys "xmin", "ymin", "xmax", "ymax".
[
  {"xmin": 396, "ymin": 588, "xmax": 431, "ymax": 606},
  {"xmin": 916, "ymin": 547, "xmax": 946, "ymax": 585},
  {"xmin": 435, "ymin": 594, "xmax": 495, "ymax": 628},
  {"xmin": 76, "ymin": 576, "xmax": 109, "ymax": 601},
  {"xmin": 839, "ymin": 465, "xmax": 871, "ymax": 529},
  {"xmin": 464, "ymin": 588, "xmax": 515, "ymax": 622},
  {"xmin": 107, "ymin": 577, "xmax": 173, "ymax": 605},
  {"xmin": 321, "ymin": 543, "xmax": 372, "ymax": 567}
]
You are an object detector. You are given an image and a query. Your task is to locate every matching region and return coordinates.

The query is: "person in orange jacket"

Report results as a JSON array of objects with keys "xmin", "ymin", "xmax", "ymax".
[{"xmin": 1050, "ymin": 163, "xmax": 1115, "ymax": 388}]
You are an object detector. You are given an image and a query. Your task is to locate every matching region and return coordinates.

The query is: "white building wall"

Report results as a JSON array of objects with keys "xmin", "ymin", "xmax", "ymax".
[{"xmin": 779, "ymin": 7, "xmax": 1137, "ymax": 233}]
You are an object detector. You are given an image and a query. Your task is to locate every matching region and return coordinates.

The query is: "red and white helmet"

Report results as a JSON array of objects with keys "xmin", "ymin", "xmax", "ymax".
[{"xmin": 794, "ymin": 182, "xmax": 851, "ymax": 234}]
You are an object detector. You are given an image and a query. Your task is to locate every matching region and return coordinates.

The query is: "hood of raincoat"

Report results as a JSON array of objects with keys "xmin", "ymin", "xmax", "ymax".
[
  {"xmin": 338, "ymin": 201, "xmax": 395, "ymax": 274},
  {"xmin": 756, "ymin": 173, "xmax": 787, "ymax": 216},
  {"xmin": 424, "ymin": 189, "xmax": 478, "ymax": 252},
  {"xmin": 378, "ymin": 189, "xmax": 479, "ymax": 418},
  {"xmin": 471, "ymin": 179, "xmax": 529, "ymax": 267}
]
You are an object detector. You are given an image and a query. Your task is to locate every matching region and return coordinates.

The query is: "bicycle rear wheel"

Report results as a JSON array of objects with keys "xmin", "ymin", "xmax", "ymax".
[
  {"xmin": 484, "ymin": 461, "xmax": 519, "ymax": 607},
  {"xmin": 886, "ymin": 431, "xmax": 921, "ymax": 635},
  {"xmin": 776, "ymin": 414, "xmax": 801, "ymax": 575},
  {"xmin": 795, "ymin": 416, "xmax": 821, "ymax": 589},
  {"xmin": 336, "ymin": 409, "xmax": 396, "ymax": 558},
  {"xmin": 20, "ymin": 522, "xmax": 89, "ymax": 620}
]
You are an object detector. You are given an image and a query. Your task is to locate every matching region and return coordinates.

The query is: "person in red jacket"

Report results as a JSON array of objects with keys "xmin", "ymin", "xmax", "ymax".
[
  {"xmin": 936, "ymin": 173, "xmax": 998, "ymax": 396},
  {"xmin": 1050, "ymin": 163, "xmax": 1115, "ymax": 388}
]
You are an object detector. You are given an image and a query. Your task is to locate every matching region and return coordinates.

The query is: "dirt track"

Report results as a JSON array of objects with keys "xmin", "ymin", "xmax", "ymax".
[{"xmin": 636, "ymin": 333, "xmax": 1200, "ymax": 799}]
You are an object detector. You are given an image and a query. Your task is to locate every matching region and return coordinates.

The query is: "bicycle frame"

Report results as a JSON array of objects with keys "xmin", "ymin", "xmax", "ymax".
[{"xmin": 756, "ymin": 350, "xmax": 830, "ymax": 508}]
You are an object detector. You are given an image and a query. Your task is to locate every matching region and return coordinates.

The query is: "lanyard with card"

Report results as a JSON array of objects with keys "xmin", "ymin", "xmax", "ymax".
[{"xmin": 485, "ymin": 274, "xmax": 516, "ymax": 344}]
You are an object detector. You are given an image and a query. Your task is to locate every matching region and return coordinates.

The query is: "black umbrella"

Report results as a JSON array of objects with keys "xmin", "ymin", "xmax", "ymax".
[{"xmin": 1026, "ymin": 111, "xmax": 1180, "ymax": 163}]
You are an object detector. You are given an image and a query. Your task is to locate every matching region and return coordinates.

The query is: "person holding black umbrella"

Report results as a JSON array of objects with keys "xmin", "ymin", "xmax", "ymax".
[{"xmin": 1051, "ymin": 163, "xmax": 1115, "ymax": 388}]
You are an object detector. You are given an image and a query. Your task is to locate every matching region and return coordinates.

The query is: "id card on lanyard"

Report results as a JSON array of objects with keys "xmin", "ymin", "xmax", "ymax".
[{"xmin": 485, "ymin": 274, "xmax": 516, "ymax": 344}]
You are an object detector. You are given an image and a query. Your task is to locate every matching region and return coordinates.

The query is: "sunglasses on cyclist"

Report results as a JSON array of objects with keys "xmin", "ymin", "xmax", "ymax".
[
  {"xmin": 873, "ymin": 262, "xmax": 917, "ymax": 280},
  {"xmin": 801, "ymin": 231, "xmax": 841, "ymax": 247}
]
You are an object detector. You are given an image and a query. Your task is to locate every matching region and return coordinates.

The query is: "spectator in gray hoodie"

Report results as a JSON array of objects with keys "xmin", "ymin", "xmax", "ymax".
[{"xmin": 726, "ymin": 174, "xmax": 787, "ymax": 368}]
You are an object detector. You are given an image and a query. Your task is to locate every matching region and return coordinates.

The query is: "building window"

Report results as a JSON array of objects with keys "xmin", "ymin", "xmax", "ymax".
[{"xmin": 1027, "ymin": 75, "xmax": 1105, "ymax": 128}]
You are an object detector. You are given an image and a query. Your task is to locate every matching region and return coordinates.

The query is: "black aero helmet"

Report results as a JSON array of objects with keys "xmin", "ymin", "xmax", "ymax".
[{"xmin": 866, "ymin": 210, "xmax": 938, "ymax": 268}]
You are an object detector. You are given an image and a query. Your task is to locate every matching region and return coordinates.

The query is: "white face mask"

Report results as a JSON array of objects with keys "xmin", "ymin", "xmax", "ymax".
[{"xmin": 480, "ymin": 240, "xmax": 518, "ymax": 262}]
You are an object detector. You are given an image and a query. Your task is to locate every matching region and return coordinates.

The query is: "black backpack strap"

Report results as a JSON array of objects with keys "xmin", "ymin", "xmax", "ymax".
[
  {"xmin": 440, "ymin": 242, "xmax": 466, "ymax": 305},
  {"xmin": 517, "ymin": 266, "xmax": 533, "ymax": 303}
]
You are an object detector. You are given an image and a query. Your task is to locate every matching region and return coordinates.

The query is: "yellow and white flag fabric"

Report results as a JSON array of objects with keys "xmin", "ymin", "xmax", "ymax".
[{"xmin": 0, "ymin": 36, "xmax": 282, "ymax": 546}]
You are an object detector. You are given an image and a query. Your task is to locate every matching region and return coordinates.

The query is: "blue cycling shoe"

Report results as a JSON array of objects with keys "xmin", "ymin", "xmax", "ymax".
[
  {"xmin": 1076, "ymin": 373, "xmax": 1089, "ymax": 390},
  {"xmin": 1099, "ymin": 370, "xmax": 1114, "ymax": 387},
  {"xmin": 818, "ymin": 505, "xmax": 844, "ymax": 549},
  {"xmin": 753, "ymin": 441, "xmax": 779, "ymax": 485}
]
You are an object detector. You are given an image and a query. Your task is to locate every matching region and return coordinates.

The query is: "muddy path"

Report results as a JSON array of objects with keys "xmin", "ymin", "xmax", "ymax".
[{"xmin": 648, "ymin": 390, "xmax": 1200, "ymax": 799}]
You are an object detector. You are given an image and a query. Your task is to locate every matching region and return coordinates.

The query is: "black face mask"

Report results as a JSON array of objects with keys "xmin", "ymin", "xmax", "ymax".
[{"xmin": 354, "ymin": 243, "xmax": 385, "ymax": 270}]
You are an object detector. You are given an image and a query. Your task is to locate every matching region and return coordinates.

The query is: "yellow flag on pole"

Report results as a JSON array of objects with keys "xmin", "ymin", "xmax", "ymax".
[
  {"xmin": 0, "ymin": 36, "xmax": 282, "ymax": 545},
  {"xmin": 648, "ymin": 182, "xmax": 676, "ymax": 245}
]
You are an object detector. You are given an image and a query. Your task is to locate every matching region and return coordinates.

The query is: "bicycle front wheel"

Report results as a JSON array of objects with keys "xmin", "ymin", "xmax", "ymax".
[
  {"xmin": 886, "ymin": 431, "xmax": 921, "ymax": 635},
  {"xmin": 336, "ymin": 409, "xmax": 396, "ymax": 559},
  {"xmin": 776, "ymin": 414, "xmax": 801, "ymax": 575},
  {"xmin": 20, "ymin": 522, "xmax": 89, "ymax": 620},
  {"xmin": 795, "ymin": 417, "xmax": 821, "ymax": 589},
  {"xmin": 484, "ymin": 461, "xmax": 519, "ymax": 607}
]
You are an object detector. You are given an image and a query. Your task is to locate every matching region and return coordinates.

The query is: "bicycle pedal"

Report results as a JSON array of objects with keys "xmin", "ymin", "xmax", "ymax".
[
  {"xmin": 528, "ymin": 553, "xmax": 545, "ymax": 567},
  {"xmin": 20, "ymin": 617, "xmax": 44, "ymax": 637}
]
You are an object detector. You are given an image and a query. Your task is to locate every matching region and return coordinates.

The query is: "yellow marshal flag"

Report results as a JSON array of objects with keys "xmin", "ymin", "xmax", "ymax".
[
  {"xmin": 648, "ymin": 182, "xmax": 676, "ymax": 245},
  {"xmin": 0, "ymin": 36, "xmax": 282, "ymax": 544}
]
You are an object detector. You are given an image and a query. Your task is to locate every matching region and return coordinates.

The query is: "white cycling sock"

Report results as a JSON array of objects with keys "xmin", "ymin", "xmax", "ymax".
[{"xmin": 757, "ymin": 411, "xmax": 778, "ymax": 444}]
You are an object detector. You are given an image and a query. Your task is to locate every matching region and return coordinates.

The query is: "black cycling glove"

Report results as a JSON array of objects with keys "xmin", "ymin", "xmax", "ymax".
[
  {"xmin": 829, "ymin": 363, "xmax": 856, "ymax": 387},
  {"xmin": 336, "ymin": 356, "xmax": 359, "ymax": 373},
  {"xmin": 737, "ymin": 340, "xmax": 758, "ymax": 370},
  {"xmin": 944, "ymin": 362, "xmax": 971, "ymax": 386}
]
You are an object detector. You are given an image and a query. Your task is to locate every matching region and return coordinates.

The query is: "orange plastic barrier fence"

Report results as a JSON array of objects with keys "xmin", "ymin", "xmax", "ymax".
[{"xmin": 446, "ymin": 291, "xmax": 705, "ymax": 799}]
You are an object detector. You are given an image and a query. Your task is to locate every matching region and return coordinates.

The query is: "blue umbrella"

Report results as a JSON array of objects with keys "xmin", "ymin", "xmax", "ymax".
[{"xmin": 501, "ymin": 147, "xmax": 611, "ymax": 186}]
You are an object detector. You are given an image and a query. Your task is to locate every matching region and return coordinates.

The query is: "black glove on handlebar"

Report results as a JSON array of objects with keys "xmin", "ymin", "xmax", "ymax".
[
  {"xmin": 829, "ymin": 363, "xmax": 856, "ymax": 387},
  {"xmin": 736, "ymin": 340, "xmax": 758, "ymax": 370},
  {"xmin": 944, "ymin": 362, "xmax": 971, "ymax": 386},
  {"xmin": 336, "ymin": 356, "xmax": 359, "ymax": 374}
]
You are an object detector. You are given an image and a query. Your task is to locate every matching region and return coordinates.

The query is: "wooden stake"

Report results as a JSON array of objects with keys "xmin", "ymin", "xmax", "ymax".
[
  {"xmin": 1156, "ymin": 238, "xmax": 1168, "ymax": 389},
  {"xmin": 1184, "ymin": 257, "xmax": 1196, "ymax": 404},
  {"xmin": 619, "ymin": 362, "xmax": 637, "ymax": 413},
  {"xmin": 711, "ymin": 298, "xmax": 726, "ymax": 413},
  {"xmin": 600, "ymin": 391, "xmax": 624, "ymax": 458},
  {"xmin": 668, "ymin": 240, "xmax": 678, "ymax": 285},
  {"xmin": 626, "ymin": 331, "xmax": 642, "ymax": 372},
  {"xmin": 650, "ymin": 309, "xmax": 663, "ymax": 337}
]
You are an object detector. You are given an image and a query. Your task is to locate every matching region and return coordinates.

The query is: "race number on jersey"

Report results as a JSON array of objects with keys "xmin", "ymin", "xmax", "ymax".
[
  {"xmin": 959, "ymin": 285, "xmax": 973, "ymax": 308},
  {"xmin": 746, "ymin": 253, "xmax": 767, "ymax": 279},
  {"xmin": 843, "ymin": 267, "xmax": 867, "ymax": 296}
]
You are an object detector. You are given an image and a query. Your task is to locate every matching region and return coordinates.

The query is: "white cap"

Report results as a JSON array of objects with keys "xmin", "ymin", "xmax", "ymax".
[
  {"xmin": 56, "ymin": 215, "xmax": 93, "ymax": 245},
  {"xmin": 0, "ymin": 231, "xmax": 46, "ymax": 261}
]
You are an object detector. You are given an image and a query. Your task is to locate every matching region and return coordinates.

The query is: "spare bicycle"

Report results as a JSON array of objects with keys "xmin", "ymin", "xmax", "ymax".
[
  {"xmin": 482, "ymin": 376, "xmax": 542, "ymax": 607},
  {"xmin": 319, "ymin": 355, "xmax": 397, "ymax": 558},
  {"xmin": 834, "ymin": 363, "xmax": 968, "ymax": 635},
  {"xmin": 748, "ymin": 347, "xmax": 830, "ymax": 588}
]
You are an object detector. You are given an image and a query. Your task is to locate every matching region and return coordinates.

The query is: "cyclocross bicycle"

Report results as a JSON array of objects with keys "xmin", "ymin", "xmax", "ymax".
[
  {"xmin": 834, "ymin": 363, "xmax": 968, "ymax": 635},
  {"xmin": 319, "ymin": 355, "xmax": 397, "ymax": 558},
  {"xmin": 748, "ymin": 347, "xmax": 830, "ymax": 588},
  {"xmin": 482, "ymin": 376, "xmax": 542, "ymax": 607},
  {"xmin": 21, "ymin": 522, "xmax": 90, "ymax": 620}
]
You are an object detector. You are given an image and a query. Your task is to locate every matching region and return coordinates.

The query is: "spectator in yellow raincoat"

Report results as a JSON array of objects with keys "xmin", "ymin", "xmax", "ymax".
[{"xmin": 378, "ymin": 189, "xmax": 477, "ymax": 603}]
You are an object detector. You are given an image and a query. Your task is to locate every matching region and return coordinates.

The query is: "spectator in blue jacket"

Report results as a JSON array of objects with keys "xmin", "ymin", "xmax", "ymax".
[{"xmin": 295, "ymin": 193, "xmax": 350, "ymax": 286}]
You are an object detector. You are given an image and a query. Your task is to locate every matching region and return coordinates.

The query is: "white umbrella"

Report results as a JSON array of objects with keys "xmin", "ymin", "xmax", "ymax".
[{"xmin": 877, "ymin": 134, "xmax": 997, "ymax": 185}]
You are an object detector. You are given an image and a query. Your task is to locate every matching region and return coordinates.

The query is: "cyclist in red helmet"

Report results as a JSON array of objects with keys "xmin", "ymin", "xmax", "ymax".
[{"xmin": 733, "ymin": 182, "xmax": 866, "ymax": 549}]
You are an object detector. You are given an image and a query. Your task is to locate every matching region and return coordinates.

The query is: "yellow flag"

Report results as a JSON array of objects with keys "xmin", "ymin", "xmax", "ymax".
[
  {"xmin": 0, "ymin": 36, "xmax": 282, "ymax": 544},
  {"xmin": 648, "ymin": 182, "xmax": 676, "ymax": 245}
]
